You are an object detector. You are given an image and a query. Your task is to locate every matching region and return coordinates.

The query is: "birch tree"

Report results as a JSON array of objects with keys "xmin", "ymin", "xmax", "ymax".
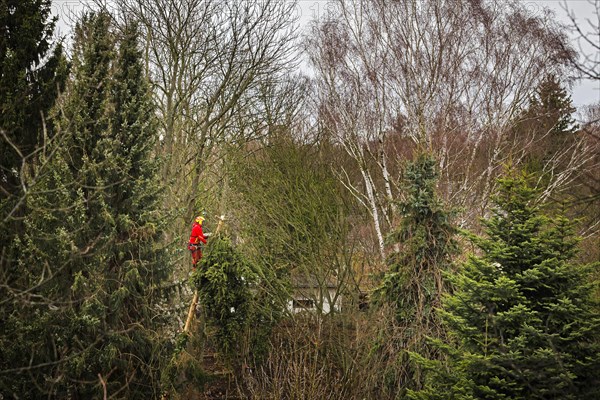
[
  {"xmin": 306, "ymin": 0, "xmax": 574, "ymax": 260},
  {"xmin": 562, "ymin": 0, "xmax": 600, "ymax": 81}
]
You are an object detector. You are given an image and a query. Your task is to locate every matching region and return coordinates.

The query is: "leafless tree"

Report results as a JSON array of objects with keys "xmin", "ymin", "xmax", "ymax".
[
  {"xmin": 307, "ymin": 0, "xmax": 576, "ymax": 261},
  {"xmin": 106, "ymin": 0, "xmax": 299, "ymax": 236},
  {"xmin": 571, "ymin": 104, "xmax": 600, "ymax": 239},
  {"xmin": 562, "ymin": 0, "xmax": 600, "ymax": 81}
]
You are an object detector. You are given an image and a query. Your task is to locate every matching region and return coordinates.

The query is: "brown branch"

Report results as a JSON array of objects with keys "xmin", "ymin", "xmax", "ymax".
[{"xmin": 98, "ymin": 373, "xmax": 108, "ymax": 400}]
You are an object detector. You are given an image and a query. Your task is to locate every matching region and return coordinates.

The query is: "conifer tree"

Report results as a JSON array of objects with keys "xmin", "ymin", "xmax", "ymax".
[
  {"xmin": 513, "ymin": 74, "xmax": 578, "ymax": 177},
  {"xmin": 0, "ymin": 0, "xmax": 67, "ymax": 198},
  {"xmin": 1, "ymin": 13, "xmax": 170, "ymax": 399},
  {"xmin": 0, "ymin": 0, "xmax": 68, "ymax": 301},
  {"xmin": 411, "ymin": 171, "xmax": 600, "ymax": 400},
  {"xmin": 193, "ymin": 234, "xmax": 258, "ymax": 364},
  {"xmin": 374, "ymin": 152, "xmax": 458, "ymax": 396},
  {"xmin": 526, "ymin": 74, "xmax": 577, "ymax": 138}
]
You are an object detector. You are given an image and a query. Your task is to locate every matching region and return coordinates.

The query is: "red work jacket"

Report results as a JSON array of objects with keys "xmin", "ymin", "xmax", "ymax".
[{"xmin": 188, "ymin": 222, "xmax": 207, "ymax": 246}]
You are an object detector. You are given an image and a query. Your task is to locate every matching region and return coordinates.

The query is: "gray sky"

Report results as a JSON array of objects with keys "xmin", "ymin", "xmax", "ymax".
[
  {"xmin": 51, "ymin": 0, "xmax": 599, "ymax": 107},
  {"xmin": 526, "ymin": 0, "xmax": 599, "ymax": 107}
]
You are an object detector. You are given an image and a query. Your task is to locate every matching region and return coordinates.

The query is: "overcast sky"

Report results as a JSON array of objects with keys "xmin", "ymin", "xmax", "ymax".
[
  {"xmin": 526, "ymin": 0, "xmax": 599, "ymax": 107},
  {"xmin": 51, "ymin": 0, "xmax": 599, "ymax": 107}
]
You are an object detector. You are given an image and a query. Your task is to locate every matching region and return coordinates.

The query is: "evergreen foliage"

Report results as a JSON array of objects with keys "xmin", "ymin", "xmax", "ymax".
[
  {"xmin": 0, "ymin": 0, "xmax": 68, "ymax": 302},
  {"xmin": 526, "ymin": 74, "xmax": 577, "ymax": 138},
  {"xmin": 374, "ymin": 152, "xmax": 458, "ymax": 396},
  {"xmin": 0, "ymin": 2, "xmax": 597, "ymax": 399},
  {"xmin": 193, "ymin": 234, "xmax": 258, "ymax": 364},
  {"xmin": 0, "ymin": 0, "xmax": 67, "ymax": 197},
  {"xmin": 513, "ymin": 74, "xmax": 578, "ymax": 177},
  {"xmin": 411, "ymin": 171, "xmax": 600, "ymax": 400},
  {"xmin": 0, "ymin": 13, "xmax": 171, "ymax": 399},
  {"xmin": 193, "ymin": 232, "xmax": 285, "ymax": 372}
]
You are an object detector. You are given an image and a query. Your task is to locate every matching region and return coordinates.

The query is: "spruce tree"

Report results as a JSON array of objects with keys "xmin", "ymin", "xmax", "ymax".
[
  {"xmin": 513, "ymin": 74, "xmax": 578, "ymax": 177},
  {"xmin": 526, "ymin": 74, "xmax": 577, "ymax": 138},
  {"xmin": 0, "ymin": 0, "xmax": 68, "ymax": 305},
  {"xmin": 374, "ymin": 152, "xmax": 458, "ymax": 396},
  {"xmin": 411, "ymin": 171, "xmax": 600, "ymax": 400},
  {"xmin": 0, "ymin": 0, "xmax": 67, "ymax": 197},
  {"xmin": 193, "ymin": 234, "xmax": 258, "ymax": 364},
  {"xmin": 1, "ymin": 13, "xmax": 170, "ymax": 399}
]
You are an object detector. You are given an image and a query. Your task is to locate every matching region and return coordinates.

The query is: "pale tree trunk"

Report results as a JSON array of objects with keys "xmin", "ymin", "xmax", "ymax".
[{"xmin": 306, "ymin": 0, "xmax": 576, "ymax": 251}]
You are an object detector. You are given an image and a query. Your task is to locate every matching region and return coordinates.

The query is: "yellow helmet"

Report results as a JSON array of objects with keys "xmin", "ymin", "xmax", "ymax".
[{"xmin": 195, "ymin": 215, "xmax": 205, "ymax": 224}]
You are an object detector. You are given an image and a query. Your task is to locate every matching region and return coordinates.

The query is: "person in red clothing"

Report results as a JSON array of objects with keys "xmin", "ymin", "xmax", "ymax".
[{"xmin": 188, "ymin": 215, "xmax": 207, "ymax": 268}]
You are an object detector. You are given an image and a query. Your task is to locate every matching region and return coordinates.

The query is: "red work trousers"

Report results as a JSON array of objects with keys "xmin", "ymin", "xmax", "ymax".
[
  {"xmin": 192, "ymin": 249, "xmax": 202, "ymax": 265},
  {"xmin": 189, "ymin": 244, "xmax": 203, "ymax": 267}
]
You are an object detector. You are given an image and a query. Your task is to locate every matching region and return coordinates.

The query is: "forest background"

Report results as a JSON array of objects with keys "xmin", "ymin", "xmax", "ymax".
[{"xmin": 1, "ymin": 0, "xmax": 599, "ymax": 399}]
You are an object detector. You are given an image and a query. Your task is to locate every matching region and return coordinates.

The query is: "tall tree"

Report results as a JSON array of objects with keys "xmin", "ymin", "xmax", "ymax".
[
  {"xmin": 0, "ymin": 13, "xmax": 171, "ymax": 399},
  {"xmin": 373, "ymin": 152, "xmax": 458, "ymax": 397},
  {"xmin": 411, "ymin": 171, "xmax": 600, "ymax": 400},
  {"xmin": 0, "ymin": 0, "xmax": 67, "ymax": 291},
  {"xmin": 510, "ymin": 75, "xmax": 583, "ymax": 192},
  {"xmin": 0, "ymin": 0, "xmax": 66, "ymax": 198},
  {"xmin": 306, "ymin": 0, "xmax": 575, "ymax": 258},
  {"xmin": 527, "ymin": 75, "xmax": 577, "ymax": 138},
  {"xmin": 108, "ymin": 0, "xmax": 299, "ymax": 244}
]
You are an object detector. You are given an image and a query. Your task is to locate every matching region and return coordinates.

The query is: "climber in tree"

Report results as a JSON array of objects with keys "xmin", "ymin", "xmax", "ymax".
[{"xmin": 188, "ymin": 215, "xmax": 207, "ymax": 269}]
